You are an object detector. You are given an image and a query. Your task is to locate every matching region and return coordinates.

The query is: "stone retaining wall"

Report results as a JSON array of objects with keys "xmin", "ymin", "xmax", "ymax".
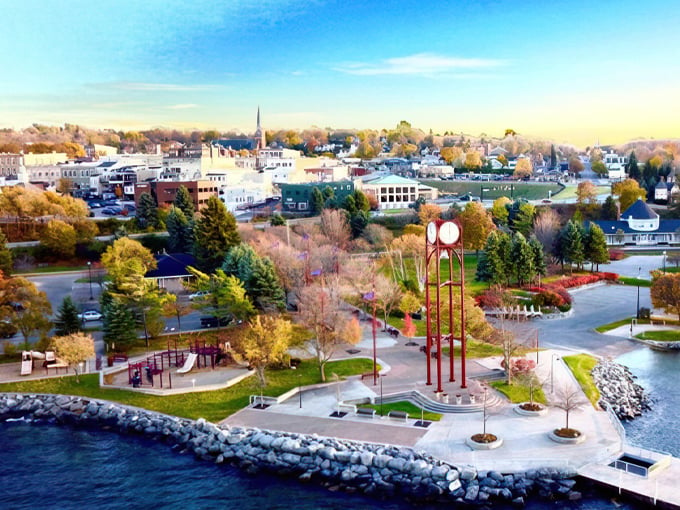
[{"xmin": 0, "ymin": 393, "xmax": 584, "ymax": 507}]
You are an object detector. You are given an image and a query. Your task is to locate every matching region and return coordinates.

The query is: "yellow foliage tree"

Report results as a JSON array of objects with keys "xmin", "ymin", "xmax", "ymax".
[
  {"xmin": 41, "ymin": 220, "xmax": 77, "ymax": 258},
  {"xmin": 418, "ymin": 203, "xmax": 442, "ymax": 225},
  {"xmin": 513, "ymin": 158, "xmax": 533, "ymax": 179},
  {"xmin": 236, "ymin": 314, "xmax": 293, "ymax": 386},
  {"xmin": 613, "ymin": 178, "xmax": 647, "ymax": 212},
  {"xmin": 458, "ymin": 202, "xmax": 495, "ymax": 251},
  {"xmin": 51, "ymin": 333, "xmax": 95, "ymax": 383}
]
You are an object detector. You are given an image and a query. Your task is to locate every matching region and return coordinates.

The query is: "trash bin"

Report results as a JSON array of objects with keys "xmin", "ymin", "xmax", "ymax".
[{"xmin": 107, "ymin": 356, "xmax": 114, "ymax": 367}]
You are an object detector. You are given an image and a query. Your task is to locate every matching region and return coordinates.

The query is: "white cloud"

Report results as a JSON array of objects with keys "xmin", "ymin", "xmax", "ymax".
[
  {"xmin": 166, "ymin": 103, "xmax": 198, "ymax": 109},
  {"xmin": 334, "ymin": 53, "xmax": 506, "ymax": 76}
]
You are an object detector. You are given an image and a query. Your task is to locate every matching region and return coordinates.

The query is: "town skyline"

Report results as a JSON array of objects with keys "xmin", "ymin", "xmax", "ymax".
[{"xmin": 2, "ymin": 0, "xmax": 679, "ymax": 147}]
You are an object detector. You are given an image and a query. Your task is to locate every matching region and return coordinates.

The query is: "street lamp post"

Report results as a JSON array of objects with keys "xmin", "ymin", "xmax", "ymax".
[
  {"xmin": 298, "ymin": 374, "xmax": 302, "ymax": 409},
  {"xmin": 87, "ymin": 261, "xmax": 93, "ymax": 300},
  {"xmin": 636, "ymin": 266, "xmax": 641, "ymax": 319},
  {"xmin": 379, "ymin": 373, "xmax": 385, "ymax": 417},
  {"xmin": 551, "ymin": 353, "xmax": 560, "ymax": 394},
  {"xmin": 663, "ymin": 251, "xmax": 667, "ymax": 273}
]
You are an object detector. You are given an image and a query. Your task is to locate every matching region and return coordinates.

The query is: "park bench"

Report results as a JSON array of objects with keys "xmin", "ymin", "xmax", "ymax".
[
  {"xmin": 356, "ymin": 407, "xmax": 376, "ymax": 419},
  {"xmin": 387, "ymin": 410, "xmax": 409, "ymax": 422}
]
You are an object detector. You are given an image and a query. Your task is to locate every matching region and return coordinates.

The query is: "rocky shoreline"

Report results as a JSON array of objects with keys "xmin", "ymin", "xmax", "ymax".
[
  {"xmin": 592, "ymin": 360, "xmax": 651, "ymax": 420},
  {"xmin": 0, "ymin": 393, "xmax": 588, "ymax": 507}
]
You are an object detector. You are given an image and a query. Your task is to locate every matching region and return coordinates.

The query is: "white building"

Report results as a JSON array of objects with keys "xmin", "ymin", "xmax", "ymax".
[
  {"xmin": 603, "ymin": 152, "xmax": 627, "ymax": 181},
  {"xmin": 358, "ymin": 174, "xmax": 438, "ymax": 210}
]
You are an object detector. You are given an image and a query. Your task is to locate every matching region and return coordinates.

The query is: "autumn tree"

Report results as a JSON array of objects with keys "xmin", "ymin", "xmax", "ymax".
[
  {"xmin": 40, "ymin": 219, "xmax": 77, "ymax": 258},
  {"xmin": 533, "ymin": 208, "xmax": 560, "ymax": 260},
  {"xmin": 236, "ymin": 314, "xmax": 294, "ymax": 386},
  {"xmin": 464, "ymin": 151, "xmax": 482, "ymax": 169},
  {"xmin": 513, "ymin": 158, "xmax": 533, "ymax": 179},
  {"xmin": 188, "ymin": 268, "xmax": 255, "ymax": 323},
  {"xmin": 650, "ymin": 273, "xmax": 680, "ymax": 320},
  {"xmin": 101, "ymin": 237, "xmax": 157, "ymax": 291},
  {"xmin": 0, "ymin": 231, "xmax": 13, "ymax": 276},
  {"xmin": 576, "ymin": 181, "xmax": 598, "ymax": 205},
  {"xmin": 569, "ymin": 157, "xmax": 584, "ymax": 176},
  {"xmin": 613, "ymin": 179, "xmax": 647, "ymax": 212},
  {"xmin": 418, "ymin": 203, "xmax": 442, "ymax": 225},
  {"xmin": 361, "ymin": 224, "xmax": 394, "ymax": 250},
  {"xmin": 491, "ymin": 196, "xmax": 511, "ymax": 225},
  {"xmin": 51, "ymin": 333, "xmax": 95, "ymax": 383},
  {"xmin": 388, "ymin": 234, "xmax": 425, "ymax": 291},
  {"xmin": 54, "ymin": 296, "xmax": 81, "ymax": 336},
  {"xmin": 591, "ymin": 161, "xmax": 608, "ymax": 176},
  {"xmin": 193, "ymin": 196, "xmax": 240, "ymax": 273},
  {"xmin": 458, "ymin": 202, "xmax": 495, "ymax": 253},
  {"xmin": 0, "ymin": 276, "xmax": 53, "ymax": 347},
  {"xmin": 320, "ymin": 209, "xmax": 351, "ymax": 249},
  {"xmin": 298, "ymin": 282, "xmax": 359, "ymax": 381},
  {"xmin": 374, "ymin": 274, "xmax": 403, "ymax": 329}
]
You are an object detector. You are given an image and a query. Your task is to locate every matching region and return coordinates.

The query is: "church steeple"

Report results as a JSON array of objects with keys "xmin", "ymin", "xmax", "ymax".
[{"xmin": 255, "ymin": 106, "xmax": 265, "ymax": 150}]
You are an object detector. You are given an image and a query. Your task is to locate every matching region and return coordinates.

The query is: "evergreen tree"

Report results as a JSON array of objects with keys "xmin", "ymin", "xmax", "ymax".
[
  {"xmin": 584, "ymin": 223, "xmax": 610, "ymax": 271},
  {"xmin": 54, "ymin": 296, "xmax": 82, "ymax": 336},
  {"xmin": 353, "ymin": 189, "xmax": 370, "ymax": 212},
  {"xmin": 222, "ymin": 243, "xmax": 258, "ymax": 283},
  {"xmin": 249, "ymin": 257, "xmax": 286, "ymax": 312},
  {"xmin": 0, "ymin": 230, "xmax": 13, "ymax": 277},
  {"xmin": 270, "ymin": 213, "xmax": 286, "ymax": 226},
  {"xmin": 475, "ymin": 249, "xmax": 493, "ymax": 282},
  {"xmin": 601, "ymin": 196, "xmax": 619, "ymax": 220},
  {"xmin": 137, "ymin": 192, "xmax": 159, "ymax": 229},
  {"xmin": 562, "ymin": 220, "xmax": 585, "ymax": 272},
  {"xmin": 311, "ymin": 187, "xmax": 324, "ymax": 214},
  {"xmin": 166, "ymin": 207, "xmax": 193, "ymax": 253},
  {"xmin": 102, "ymin": 297, "xmax": 138, "ymax": 352},
  {"xmin": 511, "ymin": 232, "xmax": 534, "ymax": 286},
  {"xmin": 349, "ymin": 210, "xmax": 369, "ymax": 238},
  {"xmin": 529, "ymin": 235, "xmax": 547, "ymax": 280},
  {"xmin": 626, "ymin": 151, "xmax": 640, "ymax": 180},
  {"xmin": 343, "ymin": 194, "xmax": 357, "ymax": 216},
  {"xmin": 173, "ymin": 185, "xmax": 195, "ymax": 219},
  {"xmin": 193, "ymin": 196, "xmax": 240, "ymax": 273},
  {"xmin": 476, "ymin": 230, "xmax": 511, "ymax": 286},
  {"xmin": 550, "ymin": 145, "xmax": 557, "ymax": 170},
  {"xmin": 511, "ymin": 202, "xmax": 536, "ymax": 236}
]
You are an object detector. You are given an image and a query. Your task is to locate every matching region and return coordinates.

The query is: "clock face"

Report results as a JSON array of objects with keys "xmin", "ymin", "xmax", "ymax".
[
  {"xmin": 438, "ymin": 221, "xmax": 460, "ymax": 245},
  {"xmin": 426, "ymin": 222, "xmax": 438, "ymax": 244}
]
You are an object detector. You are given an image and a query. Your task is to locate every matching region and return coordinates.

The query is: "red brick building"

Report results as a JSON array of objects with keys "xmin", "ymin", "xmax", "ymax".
[{"xmin": 134, "ymin": 180, "xmax": 219, "ymax": 211}]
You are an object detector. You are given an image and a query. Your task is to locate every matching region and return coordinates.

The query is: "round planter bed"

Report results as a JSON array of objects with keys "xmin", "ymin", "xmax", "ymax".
[
  {"xmin": 548, "ymin": 428, "xmax": 586, "ymax": 445},
  {"xmin": 466, "ymin": 433, "xmax": 503, "ymax": 450},
  {"xmin": 514, "ymin": 402, "xmax": 548, "ymax": 417}
]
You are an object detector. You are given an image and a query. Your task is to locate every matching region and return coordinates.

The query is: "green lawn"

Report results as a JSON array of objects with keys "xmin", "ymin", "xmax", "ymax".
[
  {"xmin": 491, "ymin": 380, "xmax": 547, "ymax": 405},
  {"xmin": 0, "ymin": 358, "xmax": 373, "ymax": 423},
  {"xmin": 423, "ymin": 181, "xmax": 561, "ymax": 201},
  {"xmin": 636, "ymin": 330, "xmax": 680, "ymax": 342},
  {"xmin": 358, "ymin": 401, "xmax": 442, "ymax": 421},
  {"xmin": 562, "ymin": 354, "xmax": 600, "ymax": 406},
  {"xmin": 553, "ymin": 185, "xmax": 610, "ymax": 200},
  {"xmin": 595, "ymin": 317, "xmax": 636, "ymax": 333},
  {"xmin": 14, "ymin": 265, "xmax": 90, "ymax": 275}
]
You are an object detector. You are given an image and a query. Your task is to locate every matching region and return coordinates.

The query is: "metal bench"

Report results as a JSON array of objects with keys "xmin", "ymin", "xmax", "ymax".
[
  {"xmin": 356, "ymin": 407, "xmax": 376, "ymax": 419},
  {"xmin": 387, "ymin": 410, "xmax": 409, "ymax": 422}
]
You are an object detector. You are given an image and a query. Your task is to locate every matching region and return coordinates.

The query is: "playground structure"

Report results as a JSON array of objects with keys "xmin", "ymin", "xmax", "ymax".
[{"xmin": 126, "ymin": 338, "xmax": 232, "ymax": 390}]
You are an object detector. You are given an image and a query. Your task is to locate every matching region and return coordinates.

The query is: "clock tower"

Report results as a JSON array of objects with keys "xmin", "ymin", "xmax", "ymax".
[{"xmin": 424, "ymin": 219, "xmax": 467, "ymax": 392}]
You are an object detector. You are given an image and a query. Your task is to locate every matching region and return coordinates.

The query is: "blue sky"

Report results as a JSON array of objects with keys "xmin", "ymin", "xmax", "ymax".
[{"xmin": 2, "ymin": 0, "xmax": 679, "ymax": 146}]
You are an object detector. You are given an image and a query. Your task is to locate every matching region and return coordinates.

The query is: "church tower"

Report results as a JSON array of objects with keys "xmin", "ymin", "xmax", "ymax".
[{"xmin": 254, "ymin": 106, "xmax": 266, "ymax": 150}]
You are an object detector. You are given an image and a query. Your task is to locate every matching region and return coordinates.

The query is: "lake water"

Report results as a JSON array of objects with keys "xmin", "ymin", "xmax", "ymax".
[{"xmin": 0, "ymin": 421, "xmax": 643, "ymax": 509}]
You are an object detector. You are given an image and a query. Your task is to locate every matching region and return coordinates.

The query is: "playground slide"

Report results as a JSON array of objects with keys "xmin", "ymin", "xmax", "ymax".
[
  {"xmin": 20, "ymin": 352, "xmax": 32, "ymax": 376},
  {"xmin": 177, "ymin": 353, "xmax": 198, "ymax": 374}
]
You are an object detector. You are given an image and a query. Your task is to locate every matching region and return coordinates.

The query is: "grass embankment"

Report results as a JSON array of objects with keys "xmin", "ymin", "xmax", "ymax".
[
  {"xmin": 618, "ymin": 277, "xmax": 652, "ymax": 287},
  {"xmin": 636, "ymin": 330, "xmax": 680, "ymax": 342},
  {"xmin": 441, "ymin": 340, "xmax": 506, "ymax": 358},
  {"xmin": 0, "ymin": 358, "xmax": 373, "ymax": 423},
  {"xmin": 358, "ymin": 401, "xmax": 442, "ymax": 421},
  {"xmin": 490, "ymin": 380, "xmax": 547, "ymax": 405},
  {"xmin": 562, "ymin": 354, "xmax": 600, "ymax": 407},
  {"xmin": 595, "ymin": 318, "xmax": 637, "ymax": 333},
  {"xmin": 423, "ymin": 181, "xmax": 561, "ymax": 201}
]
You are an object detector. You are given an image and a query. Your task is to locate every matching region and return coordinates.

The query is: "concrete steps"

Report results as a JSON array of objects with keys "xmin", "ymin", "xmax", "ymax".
[{"xmin": 378, "ymin": 389, "xmax": 503, "ymax": 414}]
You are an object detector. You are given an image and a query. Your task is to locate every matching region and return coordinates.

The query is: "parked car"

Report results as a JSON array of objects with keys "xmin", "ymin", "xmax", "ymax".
[
  {"xmin": 188, "ymin": 290, "xmax": 209, "ymax": 301},
  {"xmin": 87, "ymin": 201, "xmax": 103, "ymax": 208},
  {"xmin": 101, "ymin": 207, "xmax": 122, "ymax": 215},
  {"xmin": 0, "ymin": 320, "xmax": 17, "ymax": 338},
  {"xmin": 77, "ymin": 310, "xmax": 103, "ymax": 321},
  {"xmin": 199, "ymin": 316, "xmax": 230, "ymax": 328}
]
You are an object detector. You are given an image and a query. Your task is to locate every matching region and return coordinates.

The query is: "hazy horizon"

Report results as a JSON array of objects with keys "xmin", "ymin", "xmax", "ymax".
[{"xmin": 2, "ymin": 0, "xmax": 679, "ymax": 147}]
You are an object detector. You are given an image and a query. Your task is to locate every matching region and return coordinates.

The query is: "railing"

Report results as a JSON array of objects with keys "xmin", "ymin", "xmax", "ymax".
[{"xmin": 601, "ymin": 401, "xmax": 626, "ymax": 446}]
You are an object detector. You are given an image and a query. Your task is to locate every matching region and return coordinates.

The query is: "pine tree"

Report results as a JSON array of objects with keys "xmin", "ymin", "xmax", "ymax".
[
  {"xmin": 193, "ymin": 196, "xmax": 240, "ymax": 273},
  {"xmin": 349, "ymin": 210, "xmax": 369, "ymax": 238},
  {"xmin": 166, "ymin": 207, "xmax": 193, "ymax": 253},
  {"xmin": 511, "ymin": 232, "xmax": 534, "ymax": 286},
  {"xmin": 137, "ymin": 192, "xmax": 159, "ymax": 229},
  {"xmin": 102, "ymin": 298, "xmax": 138, "ymax": 352},
  {"xmin": 601, "ymin": 196, "xmax": 618, "ymax": 220},
  {"xmin": 562, "ymin": 220, "xmax": 585, "ymax": 273},
  {"xmin": 550, "ymin": 145, "xmax": 557, "ymax": 170},
  {"xmin": 529, "ymin": 235, "xmax": 547, "ymax": 280},
  {"xmin": 249, "ymin": 257, "xmax": 286, "ymax": 312},
  {"xmin": 54, "ymin": 296, "xmax": 82, "ymax": 336},
  {"xmin": 223, "ymin": 243, "xmax": 258, "ymax": 283},
  {"xmin": 353, "ymin": 190, "xmax": 370, "ymax": 212},
  {"xmin": 584, "ymin": 223, "xmax": 609, "ymax": 271},
  {"xmin": 173, "ymin": 185, "xmax": 195, "ymax": 219},
  {"xmin": 626, "ymin": 151, "xmax": 640, "ymax": 181},
  {"xmin": 0, "ymin": 230, "xmax": 13, "ymax": 277},
  {"xmin": 311, "ymin": 187, "xmax": 324, "ymax": 214},
  {"xmin": 477, "ymin": 230, "xmax": 511, "ymax": 286}
]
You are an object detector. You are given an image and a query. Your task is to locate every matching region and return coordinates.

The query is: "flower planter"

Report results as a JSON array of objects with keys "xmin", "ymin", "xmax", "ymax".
[
  {"xmin": 466, "ymin": 434, "xmax": 503, "ymax": 450},
  {"xmin": 514, "ymin": 402, "xmax": 548, "ymax": 417},
  {"xmin": 548, "ymin": 429, "xmax": 586, "ymax": 444}
]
